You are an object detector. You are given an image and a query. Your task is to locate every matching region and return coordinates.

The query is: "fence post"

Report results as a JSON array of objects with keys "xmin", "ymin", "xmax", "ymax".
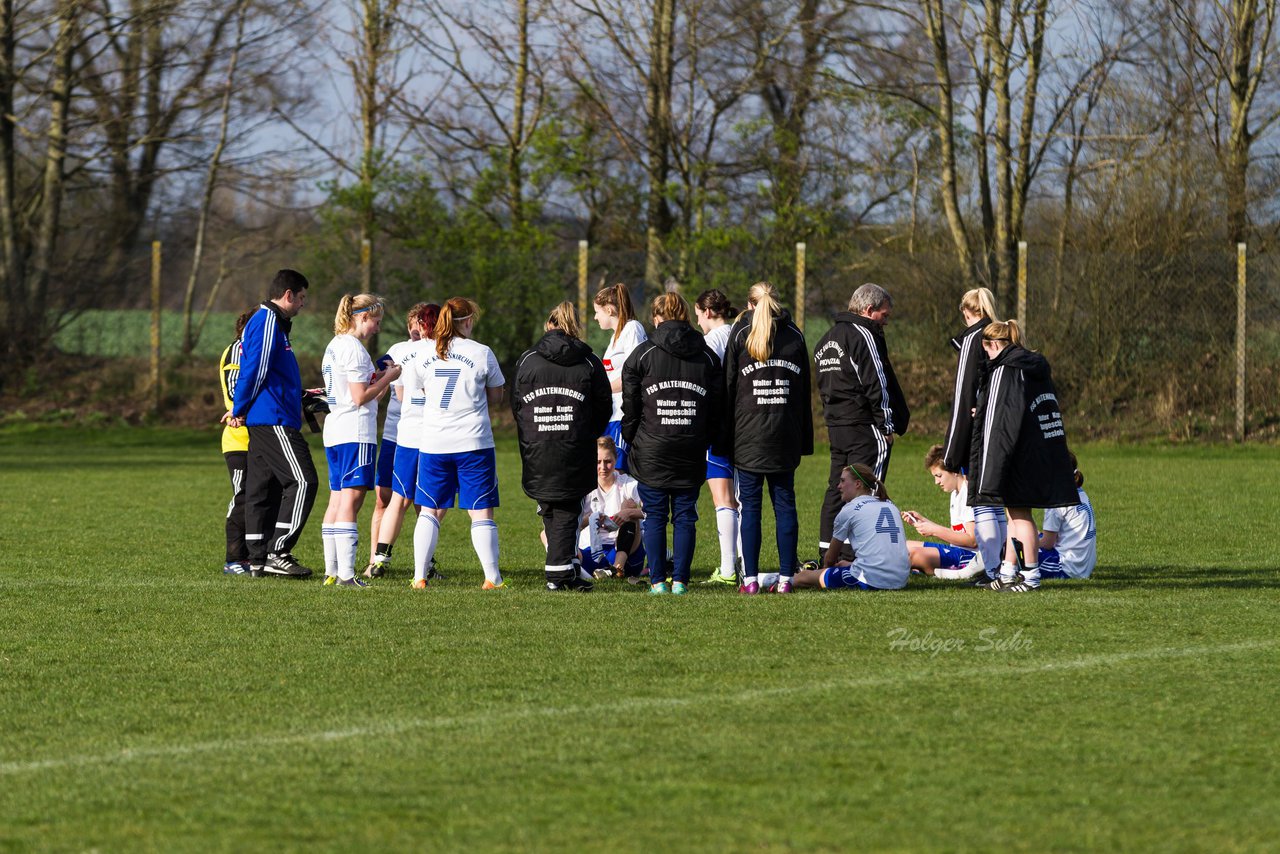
[
  {"xmin": 795, "ymin": 241, "xmax": 806, "ymax": 332},
  {"xmin": 578, "ymin": 240, "xmax": 589, "ymax": 323},
  {"xmin": 1236, "ymin": 242, "xmax": 1247, "ymax": 441},
  {"xmin": 1017, "ymin": 241, "xmax": 1027, "ymax": 335},
  {"xmin": 361, "ymin": 237, "xmax": 372, "ymax": 293},
  {"xmin": 150, "ymin": 241, "xmax": 162, "ymax": 416}
]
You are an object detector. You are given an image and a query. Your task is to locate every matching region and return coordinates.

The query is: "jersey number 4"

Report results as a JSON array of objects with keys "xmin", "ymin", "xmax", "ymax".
[
  {"xmin": 875, "ymin": 507, "xmax": 901, "ymax": 543},
  {"xmin": 435, "ymin": 368, "xmax": 462, "ymax": 408}
]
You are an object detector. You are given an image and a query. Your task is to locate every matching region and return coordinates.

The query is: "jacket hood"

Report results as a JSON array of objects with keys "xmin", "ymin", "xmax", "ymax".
[
  {"xmin": 992, "ymin": 344, "xmax": 1049, "ymax": 378},
  {"xmin": 535, "ymin": 329, "xmax": 594, "ymax": 366},
  {"xmin": 651, "ymin": 320, "xmax": 707, "ymax": 359}
]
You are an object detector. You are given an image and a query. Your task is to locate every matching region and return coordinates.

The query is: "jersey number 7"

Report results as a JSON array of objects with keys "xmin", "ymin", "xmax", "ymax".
[{"xmin": 435, "ymin": 368, "xmax": 462, "ymax": 409}]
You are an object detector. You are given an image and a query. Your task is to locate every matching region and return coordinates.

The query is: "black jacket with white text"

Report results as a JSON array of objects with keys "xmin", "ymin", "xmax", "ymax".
[
  {"xmin": 720, "ymin": 308, "xmax": 814, "ymax": 473},
  {"xmin": 813, "ymin": 312, "xmax": 910, "ymax": 436},
  {"xmin": 512, "ymin": 330, "xmax": 612, "ymax": 501},
  {"xmin": 941, "ymin": 318, "xmax": 990, "ymax": 473},
  {"xmin": 621, "ymin": 320, "xmax": 722, "ymax": 490}
]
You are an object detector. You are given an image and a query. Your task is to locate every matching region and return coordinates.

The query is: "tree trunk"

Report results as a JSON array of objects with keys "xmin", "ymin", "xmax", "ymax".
[
  {"xmin": 922, "ymin": 0, "xmax": 972, "ymax": 277},
  {"xmin": 643, "ymin": 0, "xmax": 676, "ymax": 298}
]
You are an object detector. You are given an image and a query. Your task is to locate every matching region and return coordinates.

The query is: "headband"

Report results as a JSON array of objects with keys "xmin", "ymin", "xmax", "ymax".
[
  {"xmin": 846, "ymin": 465, "xmax": 876, "ymax": 493},
  {"xmin": 352, "ymin": 304, "xmax": 379, "ymax": 315}
]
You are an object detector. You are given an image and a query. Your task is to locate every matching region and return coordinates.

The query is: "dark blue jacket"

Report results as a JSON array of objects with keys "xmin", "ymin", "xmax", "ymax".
[{"xmin": 232, "ymin": 301, "xmax": 303, "ymax": 429}]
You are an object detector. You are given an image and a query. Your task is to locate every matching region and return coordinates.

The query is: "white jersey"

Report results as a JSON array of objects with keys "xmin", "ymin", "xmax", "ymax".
[
  {"xmin": 602, "ymin": 319, "xmax": 647, "ymax": 421},
  {"xmin": 321, "ymin": 334, "xmax": 378, "ymax": 447},
  {"xmin": 1042, "ymin": 487, "xmax": 1096, "ymax": 578},
  {"xmin": 703, "ymin": 323, "xmax": 731, "ymax": 361},
  {"xmin": 390, "ymin": 338, "xmax": 429, "ymax": 450},
  {"xmin": 833, "ymin": 495, "xmax": 911, "ymax": 590},
  {"xmin": 403, "ymin": 336, "xmax": 504, "ymax": 454},
  {"xmin": 379, "ymin": 339, "xmax": 415, "ymax": 444},
  {"xmin": 950, "ymin": 479, "xmax": 976, "ymax": 531},
  {"xmin": 581, "ymin": 473, "xmax": 642, "ymax": 547}
]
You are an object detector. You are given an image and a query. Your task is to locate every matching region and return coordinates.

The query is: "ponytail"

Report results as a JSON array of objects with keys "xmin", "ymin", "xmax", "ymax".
[
  {"xmin": 1067, "ymin": 450, "xmax": 1084, "ymax": 488},
  {"xmin": 745, "ymin": 281, "xmax": 779, "ymax": 362},
  {"xmin": 334, "ymin": 293, "xmax": 383, "ymax": 335},
  {"xmin": 983, "ymin": 318, "xmax": 1024, "ymax": 349},
  {"xmin": 650, "ymin": 292, "xmax": 689, "ymax": 324},
  {"xmin": 595, "ymin": 283, "xmax": 636, "ymax": 347},
  {"xmin": 960, "ymin": 286, "xmax": 997, "ymax": 321},
  {"xmin": 435, "ymin": 297, "xmax": 479, "ymax": 359},
  {"xmin": 546, "ymin": 300, "xmax": 583, "ymax": 340},
  {"xmin": 695, "ymin": 288, "xmax": 737, "ymax": 320},
  {"xmin": 847, "ymin": 463, "xmax": 891, "ymax": 502}
]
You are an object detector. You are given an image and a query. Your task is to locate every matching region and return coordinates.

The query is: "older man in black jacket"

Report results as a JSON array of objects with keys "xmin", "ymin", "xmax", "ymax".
[{"xmin": 813, "ymin": 283, "xmax": 910, "ymax": 562}]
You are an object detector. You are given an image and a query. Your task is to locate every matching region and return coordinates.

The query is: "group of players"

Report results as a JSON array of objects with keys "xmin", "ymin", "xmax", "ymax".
[{"xmin": 219, "ymin": 269, "xmax": 1096, "ymax": 594}]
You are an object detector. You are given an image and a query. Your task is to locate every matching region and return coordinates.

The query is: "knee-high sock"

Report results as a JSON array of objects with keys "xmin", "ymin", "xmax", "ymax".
[
  {"xmin": 322, "ymin": 528, "xmax": 338, "ymax": 578},
  {"xmin": 414, "ymin": 511, "xmax": 441, "ymax": 582},
  {"xmin": 471, "ymin": 519, "xmax": 501, "ymax": 584},
  {"xmin": 973, "ymin": 506, "xmax": 1007, "ymax": 579},
  {"xmin": 332, "ymin": 522, "xmax": 359, "ymax": 581},
  {"xmin": 716, "ymin": 506, "xmax": 739, "ymax": 577}
]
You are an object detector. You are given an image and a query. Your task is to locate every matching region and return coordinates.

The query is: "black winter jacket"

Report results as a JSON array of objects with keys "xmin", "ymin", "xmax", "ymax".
[
  {"xmin": 813, "ymin": 313, "xmax": 910, "ymax": 435},
  {"xmin": 968, "ymin": 345, "xmax": 1077, "ymax": 508},
  {"xmin": 512, "ymin": 330, "xmax": 612, "ymax": 501},
  {"xmin": 621, "ymin": 320, "xmax": 722, "ymax": 490},
  {"xmin": 719, "ymin": 308, "xmax": 814, "ymax": 473},
  {"xmin": 941, "ymin": 318, "xmax": 990, "ymax": 473}
]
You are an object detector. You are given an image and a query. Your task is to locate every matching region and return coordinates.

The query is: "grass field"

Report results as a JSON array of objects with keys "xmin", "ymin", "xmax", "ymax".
[{"xmin": 1, "ymin": 426, "xmax": 1278, "ymax": 851}]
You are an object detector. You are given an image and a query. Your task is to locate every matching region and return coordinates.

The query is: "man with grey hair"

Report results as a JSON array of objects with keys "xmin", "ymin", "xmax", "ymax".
[{"xmin": 812, "ymin": 282, "xmax": 910, "ymax": 562}]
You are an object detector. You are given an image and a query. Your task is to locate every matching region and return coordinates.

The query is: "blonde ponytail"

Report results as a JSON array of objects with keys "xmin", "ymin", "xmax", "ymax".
[
  {"xmin": 546, "ymin": 301, "xmax": 583, "ymax": 340},
  {"xmin": 983, "ymin": 318, "xmax": 1024, "ymax": 348},
  {"xmin": 650, "ymin": 292, "xmax": 689, "ymax": 324},
  {"xmin": 745, "ymin": 281, "xmax": 779, "ymax": 362},
  {"xmin": 960, "ymin": 287, "xmax": 997, "ymax": 321},
  {"xmin": 334, "ymin": 293, "xmax": 383, "ymax": 335}
]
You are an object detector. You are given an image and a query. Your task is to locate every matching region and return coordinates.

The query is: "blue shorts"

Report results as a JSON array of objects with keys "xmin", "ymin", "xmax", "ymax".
[
  {"xmin": 821, "ymin": 566, "xmax": 885, "ymax": 591},
  {"xmin": 604, "ymin": 421, "xmax": 630, "ymax": 473},
  {"xmin": 705, "ymin": 448, "xmax": 733, "ymax": 481},
  {"xmin": 1035, "ymin": 547, "xmax": 1071, "ymax": 580},
  {"xmin": 375, "ymin": 437, "xmax": 397, "ymax": 489},
  {"xmin": 415, "ymin": 448, "xmax": 499, "ymax": 510},
  {"xmin": 325, "ymin": 442, "xmax": 376, "ymax": 491},
  {"xmin": 924, "ymin": 542, "xmax": 978, "ymax": 568},
  {"xmin": 392, "ymin": 443, "xmax": 419, "ymax": 500},
  {"xmin": 579, "ymin": 542, "xmax": 647, "ymax": 574}
]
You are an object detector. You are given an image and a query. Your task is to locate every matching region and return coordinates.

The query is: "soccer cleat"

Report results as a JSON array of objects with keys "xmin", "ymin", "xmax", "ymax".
[
  {"xmin": 427, "ymin": 557, "xmax": 445, "ymax": 581},
  {"xmin": 364, "ymin": 560, "xmax": 388, "ymax": 579},
  {"xmin": 260, "ymin": 552, "xmax": 313, "ymax": 579},
  {"xmin": 593, "ymin": 567, "xmax": 613, "ymax": 581},
  {"xmin": 649, "ymin": 582, "xmax": 670, "ymax": 595},
  {"xmin": 984, "ymin": 576, "xmax": 1021, "ymax": 591},
  {"xmin": 481, "ymin": 579, "xmax": 506, "ymax": 590},
  {"xmin": 671, "ymin": 581, "xmax": 688, "ymax": 595},
  {"xmin": 223, "ymin": 561, "xmax": 249, "ymax": 575},
  {"xmin": 799, "ymin": 560, "xmax": 819, "ymax": 573},
  {"xmin": 411, "ymin": 578, "xmax": 428, "ymax": 589},
  {"xmin": 336, "ymin": 577, "xmax": 369, "ymax": 588},
  {"xmin": 995, "ymin": 578, "xmax": 1040, "ymax": 593},
  {"xmin": 739, "ymin": 580, "xmax": 760, "ymax": 595},
  {"xmin": 775, "ymin": 579, "xmax": 794, "ymax": 594},
  {"xmin": 323, "ymin": 575, "xmax": 337, "ymax": 586},
  {"xmin": 700, "ymin": 571, "xmax": 737, "ymax": 586}
]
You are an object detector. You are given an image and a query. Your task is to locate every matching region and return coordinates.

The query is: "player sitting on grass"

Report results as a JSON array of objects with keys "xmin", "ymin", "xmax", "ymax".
[
  {"xmin": 1036, "ymin": 452, "xmax": 1096, "ymax": 580},
  {"xmin": 793, "ymin": 463, "xmax": 910, "ymax": 591},
  {"xmin": 577, "ymin": 437, "xmax": 647, "ymax": 583},
  {"xmin": 900, "ymin": 444, "xmax": 985, "ymax": 580}
]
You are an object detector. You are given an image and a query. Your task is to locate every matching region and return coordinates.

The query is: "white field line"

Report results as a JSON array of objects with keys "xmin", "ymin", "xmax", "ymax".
[{"xmin": 0, "ymin": 639, "xmax": 1272, "ymax": 777}]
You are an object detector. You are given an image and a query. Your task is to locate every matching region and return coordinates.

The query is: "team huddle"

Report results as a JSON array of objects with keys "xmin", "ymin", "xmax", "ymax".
[{"xmin": 219, "ymin": 270, "xmax": 1097, "ymax": 594}]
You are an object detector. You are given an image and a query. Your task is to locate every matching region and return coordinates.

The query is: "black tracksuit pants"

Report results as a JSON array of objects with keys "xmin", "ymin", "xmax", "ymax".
[
  {"xmin": 244, "ymin": 425, "xmax": 318, "ymax": 563},
  {"xmin": 819, "ymin": 423, "xmax": 894, "ymax": 559},
  {"xmin": 537, "ymin": 498, "xmax": 582, "ymax": 584}
]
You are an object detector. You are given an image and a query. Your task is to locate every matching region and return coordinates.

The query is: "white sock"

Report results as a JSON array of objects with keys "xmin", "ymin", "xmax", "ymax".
[
  {"xmin": 935, "ymin": 562, "xmax": 985, "ymax": 581},
  {"xmin": 322, "ymin": 528, "xmax": 338, "ymax": 577},
  {"xmin": 471, "ymin": 520, "xmax": 501, "ymax": 585},
  {"xmin": 1022, "ymin": 562, "xmax": 1041, "ymax": 585},
  {"xmin": 716, "ymin": 507, "xmax": 739, "ymax": 577},
  {"xmin": 973, "ymin": 506, "xmax": 1008, "ymax": 575},
  {"xmin": 413, "ymin": 512, "xmax": 441, "ymax": 582},
  {"xmin": 999, "ymin": 560, "xmax": 1018, "ymax": 582},
  {"xmin": 333, "ymin": 522, "xmax": 359, "ymax": 581},
  {"xmin": 759, "ymin": 572, "xmax": 779, "ymax": 590},
  {"xmin": 743, "ymin": 575, "xmax": 758, "ymax": 586}
]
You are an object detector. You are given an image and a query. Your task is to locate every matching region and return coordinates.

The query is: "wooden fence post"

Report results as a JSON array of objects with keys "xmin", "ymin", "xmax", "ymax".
[
  {"xmin": 1236, "ymin": 242, "xmax": 1247, "ymax": 441},
  {"xmin": 578, "ymin": 240, "xmax": 589, "ymax": 323},
  {"xmin": 150, "ymin": 241, "xmax": 162, "ymax": 415},
  {"xmin": 795, "ymin": 242, "xmax": 806, "ymax": 332},
  {"xmin": 1017, "ymin": 241, "xmax": 1027, "ymax": 336}
]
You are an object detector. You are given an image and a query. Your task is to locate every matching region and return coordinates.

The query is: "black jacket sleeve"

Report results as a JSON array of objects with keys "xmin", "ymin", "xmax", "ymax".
[
  {"xmin": 800, "ymin": 349, "xmax": 815, "ymax": 457},
  {"xmin": 972, "ymin": 364, "xmax": 1024, "ymax": 500},
  {"xmin": 620, "ymin": 344, "xmax": 646, "ymax": 445},
  {"xmin": 942, "ymin": 330, "xmax": 984, "ymax": 471},
  {"xmin": 588, "ymin": 353, "xmax": 612, "ymax": 437},
  {"xmin": 715, "ymin": 332, "xmax": 739, "ymax": 458}
]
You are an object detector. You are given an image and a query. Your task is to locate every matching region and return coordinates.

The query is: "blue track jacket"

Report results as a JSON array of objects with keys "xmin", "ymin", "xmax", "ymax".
[{"xmin": 232, "ymin": 301, "xmax": 303, "ymax": 429}]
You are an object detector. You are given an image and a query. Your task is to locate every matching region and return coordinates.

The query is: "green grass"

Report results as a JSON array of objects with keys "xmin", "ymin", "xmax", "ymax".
[
  {"xmin": 1, "ymin": 427, "xmax": 1278, "ymax": 851},
  {"xmin": 54, "ymin": 310, "xmax": 336, "ymax": 361}
]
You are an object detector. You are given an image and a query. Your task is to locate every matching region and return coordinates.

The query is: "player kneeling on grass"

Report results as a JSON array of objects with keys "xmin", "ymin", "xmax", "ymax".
[
  {"xmin": 1035, "ymin": 452, "xmax": 1096, "ymax": 581},
  {"xmin": 900, "ymin": 444, "xmax": 985, "ymax": 580},
  {"xmin": 320, "ymin": 294, "xmax": 401, "ymax": 587},
  {"xmin": 793, "ymin": 464, "xmax": 910, "ymax": 591}
]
